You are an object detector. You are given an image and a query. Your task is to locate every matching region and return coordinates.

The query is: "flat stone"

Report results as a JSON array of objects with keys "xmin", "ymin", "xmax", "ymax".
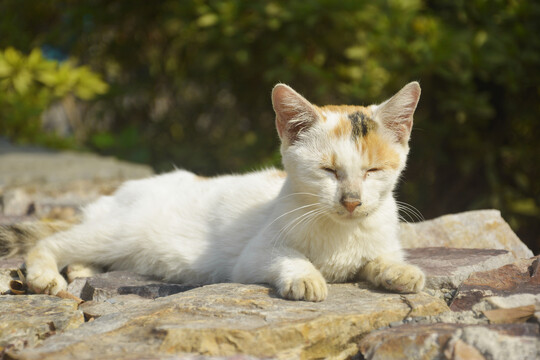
[
  {"xmin": 400, "ymin": 210, "xmax": 533, "ymax": 259},
  {"xmin": 358, "ymin": 323, "xmax": 540, "ymax": 360},
  {"xmin": 0, "ymin": 295, "xmax": 84, "ymax": 353},
  {"xmin": 79, "ymin": 271, "xmax": 200, "ymax": 301},
  {"xmin": 405, "ymin": 247, "xmax": 515, "ymax": 290},
  {"xmin": 450, "ymin": 256, "xmax": 540, "ymax": 311},
  {"xmin": 8, "ymin": 283, "xmax": 448, "ymax": 360}
]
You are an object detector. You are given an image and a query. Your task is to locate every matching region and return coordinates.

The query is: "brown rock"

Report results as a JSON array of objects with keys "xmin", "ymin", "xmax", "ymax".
[
  {"xmin": 450, "ymin": 256, "xmax": 540, "ymax": 311},
  {"xmin": 9, "ymin": 283, "xmax": 448, "ymax": 360},
  {"xmin": 358, "ymin": 323, "xmax": 539, "ymax": 360},
  {"xmin": 400, "ymin": 210, "xmax": 533, "ymax": 259}
]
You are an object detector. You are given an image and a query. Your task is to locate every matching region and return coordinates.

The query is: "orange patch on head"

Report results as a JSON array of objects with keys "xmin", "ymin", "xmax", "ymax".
[
  {"xmin": 331, "ymin": 117, "xmax": 353, "ymax": 139},
  {"xmin": 361, "ymin": 133, "xmax": 401, "ymax": 170},
  {"xmin": 319, "ymin": 106, "xmax": 374, "ymax": 141}
]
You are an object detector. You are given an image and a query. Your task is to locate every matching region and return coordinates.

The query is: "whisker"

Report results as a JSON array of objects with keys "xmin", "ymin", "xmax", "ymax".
[{"xmin": 260, "ymin": 203, "xmax": 319, "ymax": 236}]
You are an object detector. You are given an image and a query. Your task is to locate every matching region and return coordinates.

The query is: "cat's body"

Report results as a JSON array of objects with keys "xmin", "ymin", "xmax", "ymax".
[{"xmin": 9, "ymin": 82, "xmax": 425, "ymax": 301}]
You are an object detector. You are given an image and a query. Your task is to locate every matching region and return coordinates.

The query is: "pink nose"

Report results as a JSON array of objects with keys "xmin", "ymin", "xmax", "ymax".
[{"xmin": 341, "ymin": 199, "xmax": 362, "ymax": 213}]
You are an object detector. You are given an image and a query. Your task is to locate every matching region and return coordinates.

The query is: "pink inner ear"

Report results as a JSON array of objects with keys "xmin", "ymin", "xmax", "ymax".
[
  {"xmin": 272, "ymin": 84, "xmax": 318, "ymax": 144},
  {"xmin": 378, "ymin": 82, "xmax": 421, "ymax": 144}
]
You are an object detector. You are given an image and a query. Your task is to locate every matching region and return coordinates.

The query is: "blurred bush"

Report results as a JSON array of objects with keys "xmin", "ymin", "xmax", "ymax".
[
  {"xmin": 0, "ymin": 0, "xmax": 538, "ymax": 252},
  {"xmin": 0, "ymin": 47, "xmax": 108, "ymax": 147}
]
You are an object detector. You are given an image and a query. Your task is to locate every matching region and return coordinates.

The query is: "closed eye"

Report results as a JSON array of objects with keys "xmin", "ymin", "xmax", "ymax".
[
  {"xmin": 367, "ymin": 168, "xmax": 382, "ymax": 173},
  {"xmin": 322, "ymin": 167, "xmax": 338, "ymax": 178}
]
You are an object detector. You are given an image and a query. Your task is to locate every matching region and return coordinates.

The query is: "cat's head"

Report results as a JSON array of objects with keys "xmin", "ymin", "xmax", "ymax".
[{"xmin": 272, "ymin": 82, "xmax": 420, "ymax": 223}]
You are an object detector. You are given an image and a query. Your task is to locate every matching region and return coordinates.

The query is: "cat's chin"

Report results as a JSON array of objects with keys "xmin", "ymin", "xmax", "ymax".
[{"xmin": 331, "ymin": 210, "xmax": 370, "ymax": 224}]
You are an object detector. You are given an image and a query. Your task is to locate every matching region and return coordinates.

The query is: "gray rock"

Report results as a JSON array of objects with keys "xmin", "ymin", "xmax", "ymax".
[
  {"xmin": 0, "ymin": 142, "xmax": 154, "ymax": 222},
  {"xmin": 0, "ymin": 146, "xmax": 153, "ymax": 188},
  {"xmin": 400, "ymin": 210, "xmax": 534, "ymax": 259},
  {"xmin": 79, "ymin": 271, "xmax": 200, "ymax": 301}
]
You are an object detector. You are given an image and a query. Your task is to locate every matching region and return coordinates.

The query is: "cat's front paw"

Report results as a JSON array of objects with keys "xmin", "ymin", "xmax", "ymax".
[
  {"xmin": 26, "ymin": 268, "xmax": 67, "ymax": 295},
  {"xmin": 377, "ymin": 263, "xmax": 425, "ymax": 293},
  {"xmin": 279, "ymin": 271, "xmax": 328, "ymax": 302}
]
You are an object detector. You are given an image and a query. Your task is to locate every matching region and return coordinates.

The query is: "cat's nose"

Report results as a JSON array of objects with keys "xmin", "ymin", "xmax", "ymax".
[{"xmin": 340, "ymin": 198, "xmax": 362, "ymax": 213}]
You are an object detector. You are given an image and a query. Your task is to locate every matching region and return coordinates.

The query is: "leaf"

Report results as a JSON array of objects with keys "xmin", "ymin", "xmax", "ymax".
[
  {"xmin": 12, "ymin": 69, "xmax": 33, "ymax": 94},
  {"xmin": 27, "ymin": 48, "xmax": 43, "ymax": 69},
  {"xmin": 197, "ymin": 13, "xmax": 218, "ymax": 27},
  {"xmin": 4, "ymin": 47, "xmax": 22, "ymax": 66}
]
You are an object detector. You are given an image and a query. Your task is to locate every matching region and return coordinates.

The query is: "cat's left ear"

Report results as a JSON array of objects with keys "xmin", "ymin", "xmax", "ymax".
[
  {"xmin": 373, "ymin": 81, "xmax": 421, "ymax": 145},
  {"xmin": 272, "ymin": 84, "xmax": 319, "ymax": 146}
]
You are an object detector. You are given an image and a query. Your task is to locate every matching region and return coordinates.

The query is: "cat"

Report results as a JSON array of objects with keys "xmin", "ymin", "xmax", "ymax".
[{"xmin": 2, "ymin": 82, "xmax": 425, "ymax": 301}]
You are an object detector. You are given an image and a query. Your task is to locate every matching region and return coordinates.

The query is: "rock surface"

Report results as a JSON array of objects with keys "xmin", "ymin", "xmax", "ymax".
[
  {"xmin": 0, "ymin": 141, "xmax": 153, "ymax": 222},
  {"xmin": 78, "ymin": 271, "xmax": 200, "ymax": 301},
  {"xmin": 7, "ymin": 283, "xmax": 448, "ymax": 360},
  {"xmin": 405, "ymin": 247, "xmax": 515, "ymax": 291},
  {"xmin": 450, "ymin": 256, "xmax": 540, "ymax": 311},
  {"xmin": 400, "ymin": 210, "xmax": 534, "ymax": 259},
  {"xmin": 0, "ymin": 296, "xmax": 84, "ymax": 354},
  {"xmin": 1, "ymin": 146, "xmax": 538, "ymax": 360},
  {"xmin": 358, "ymin": 323, "xmax": 539, "ymax": 360}
]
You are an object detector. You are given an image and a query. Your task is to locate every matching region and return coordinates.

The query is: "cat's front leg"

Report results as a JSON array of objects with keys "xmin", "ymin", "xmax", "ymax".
[
  {"xmin": 360, "ymin": 256, "xmax": 425, "ymax": 293},
  {"xmin": 232, "ymin": 247, "xmax": 328, "ymax": 302},
  {"xmin": 270, "ymin": 256, "xmax": 328, "ymax": 302}
]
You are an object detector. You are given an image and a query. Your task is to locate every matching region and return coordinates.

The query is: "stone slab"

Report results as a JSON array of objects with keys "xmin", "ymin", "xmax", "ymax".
[
  {"xmin": 8, "ymin": 283, "xmax": 448, "ymax": 360},
  {"xmin": 0, "ymin": 295, "xmax": 84, "ymax": 353},
  {"xmin": 450, "ymin": 256, "xmax": 540, "ymax": 311},
  {"xmin": 400, "ymin": 210, "xmax": 533, "ymax": 259},
  {"xmin": 405, "ymin": 247, "xmax": 515, "ymax": 290},
  {"xmin": 358, "ymin": 322, "xmax": 539, "ymax": 360}
]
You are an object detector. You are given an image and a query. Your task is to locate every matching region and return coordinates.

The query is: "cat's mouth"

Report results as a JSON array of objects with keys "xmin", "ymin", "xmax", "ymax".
[{"xmin": 334, "ymin": 209, "xmax": 370, "ymax": 222}]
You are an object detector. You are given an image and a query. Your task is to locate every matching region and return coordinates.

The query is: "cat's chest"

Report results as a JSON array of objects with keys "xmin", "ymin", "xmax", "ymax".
[{"xmin": 300, "ymin": 230, "xmax": 373, "ymax": 283}]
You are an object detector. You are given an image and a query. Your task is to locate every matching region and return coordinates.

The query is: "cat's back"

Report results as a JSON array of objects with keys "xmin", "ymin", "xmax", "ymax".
[{"xmin": 96, "ymin": 167, "xmax": 286, "ymax": 220}]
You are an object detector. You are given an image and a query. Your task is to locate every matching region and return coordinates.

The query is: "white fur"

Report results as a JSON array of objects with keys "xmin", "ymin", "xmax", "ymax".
[{"xmin": 25, "ymin": 82, "xmax": 425, "ymax": 301}]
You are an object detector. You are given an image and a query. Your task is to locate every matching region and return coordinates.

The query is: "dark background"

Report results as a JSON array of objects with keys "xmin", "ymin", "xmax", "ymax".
[{"xmin": 0, "ymin": 0, "xmax": 538, "ymax": 254}]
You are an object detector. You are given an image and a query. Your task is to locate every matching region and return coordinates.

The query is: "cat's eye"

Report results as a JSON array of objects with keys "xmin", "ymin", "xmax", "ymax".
[
  {"xmin": 322, "ymin": 167, "xmax": 338, "ymax": 178},
  {"xmin": 366, "ymin": 168, "xmax": 382, "ymax": 176}
]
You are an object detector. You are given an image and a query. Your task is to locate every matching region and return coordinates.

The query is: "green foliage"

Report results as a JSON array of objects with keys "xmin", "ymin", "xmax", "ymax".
[
  {"xmin": 0, "ymin": 0, "xmax": 539, "ymax": 252},
  {"xmin": 0, "ymin": 47, "xmax": 108, "ymax": 146}
]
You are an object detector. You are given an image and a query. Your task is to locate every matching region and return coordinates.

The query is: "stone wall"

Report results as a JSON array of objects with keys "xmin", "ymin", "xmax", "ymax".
[{"xmin": 0, "ymin": 145, "xmax": 538, "ymax": 359}]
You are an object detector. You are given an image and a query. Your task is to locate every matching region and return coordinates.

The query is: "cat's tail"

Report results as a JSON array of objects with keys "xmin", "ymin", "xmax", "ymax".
[{"xmin": 0, "ymin": 221, "xmax": 73, "ymax": 258}]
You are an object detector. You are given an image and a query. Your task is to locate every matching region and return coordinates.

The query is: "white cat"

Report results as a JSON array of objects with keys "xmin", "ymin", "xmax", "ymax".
[{"xmin": 23, "ymin": 82, "xmax": 425, "ymax": 301}]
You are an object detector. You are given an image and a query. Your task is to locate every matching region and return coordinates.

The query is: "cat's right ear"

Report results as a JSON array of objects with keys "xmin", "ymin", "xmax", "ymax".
[{"xmin": 272, "ymin": 84, "xmax": 319, "ymax": 146}]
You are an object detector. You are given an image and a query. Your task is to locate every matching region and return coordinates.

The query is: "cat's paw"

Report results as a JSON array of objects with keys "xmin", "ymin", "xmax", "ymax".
[
  {"xmin": 279, "ymin": 271, "xmax": 328, "ymax": 302},
  {"xmin": 26, "ymin": 268, "xmax": 67, "ymax": 295},
  {"xmin": 377, "ymin": 263, "xmax": 425, "ymax": 293}
]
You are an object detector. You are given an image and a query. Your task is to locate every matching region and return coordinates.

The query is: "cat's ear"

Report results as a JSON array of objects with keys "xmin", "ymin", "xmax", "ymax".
[
  {"xmin": 374, "ymin": 81, "xmax": 421, "ymax": 145},
  {"xmin": 272, "ymin": 84, "xmax": 319, "ymax": 145}
]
